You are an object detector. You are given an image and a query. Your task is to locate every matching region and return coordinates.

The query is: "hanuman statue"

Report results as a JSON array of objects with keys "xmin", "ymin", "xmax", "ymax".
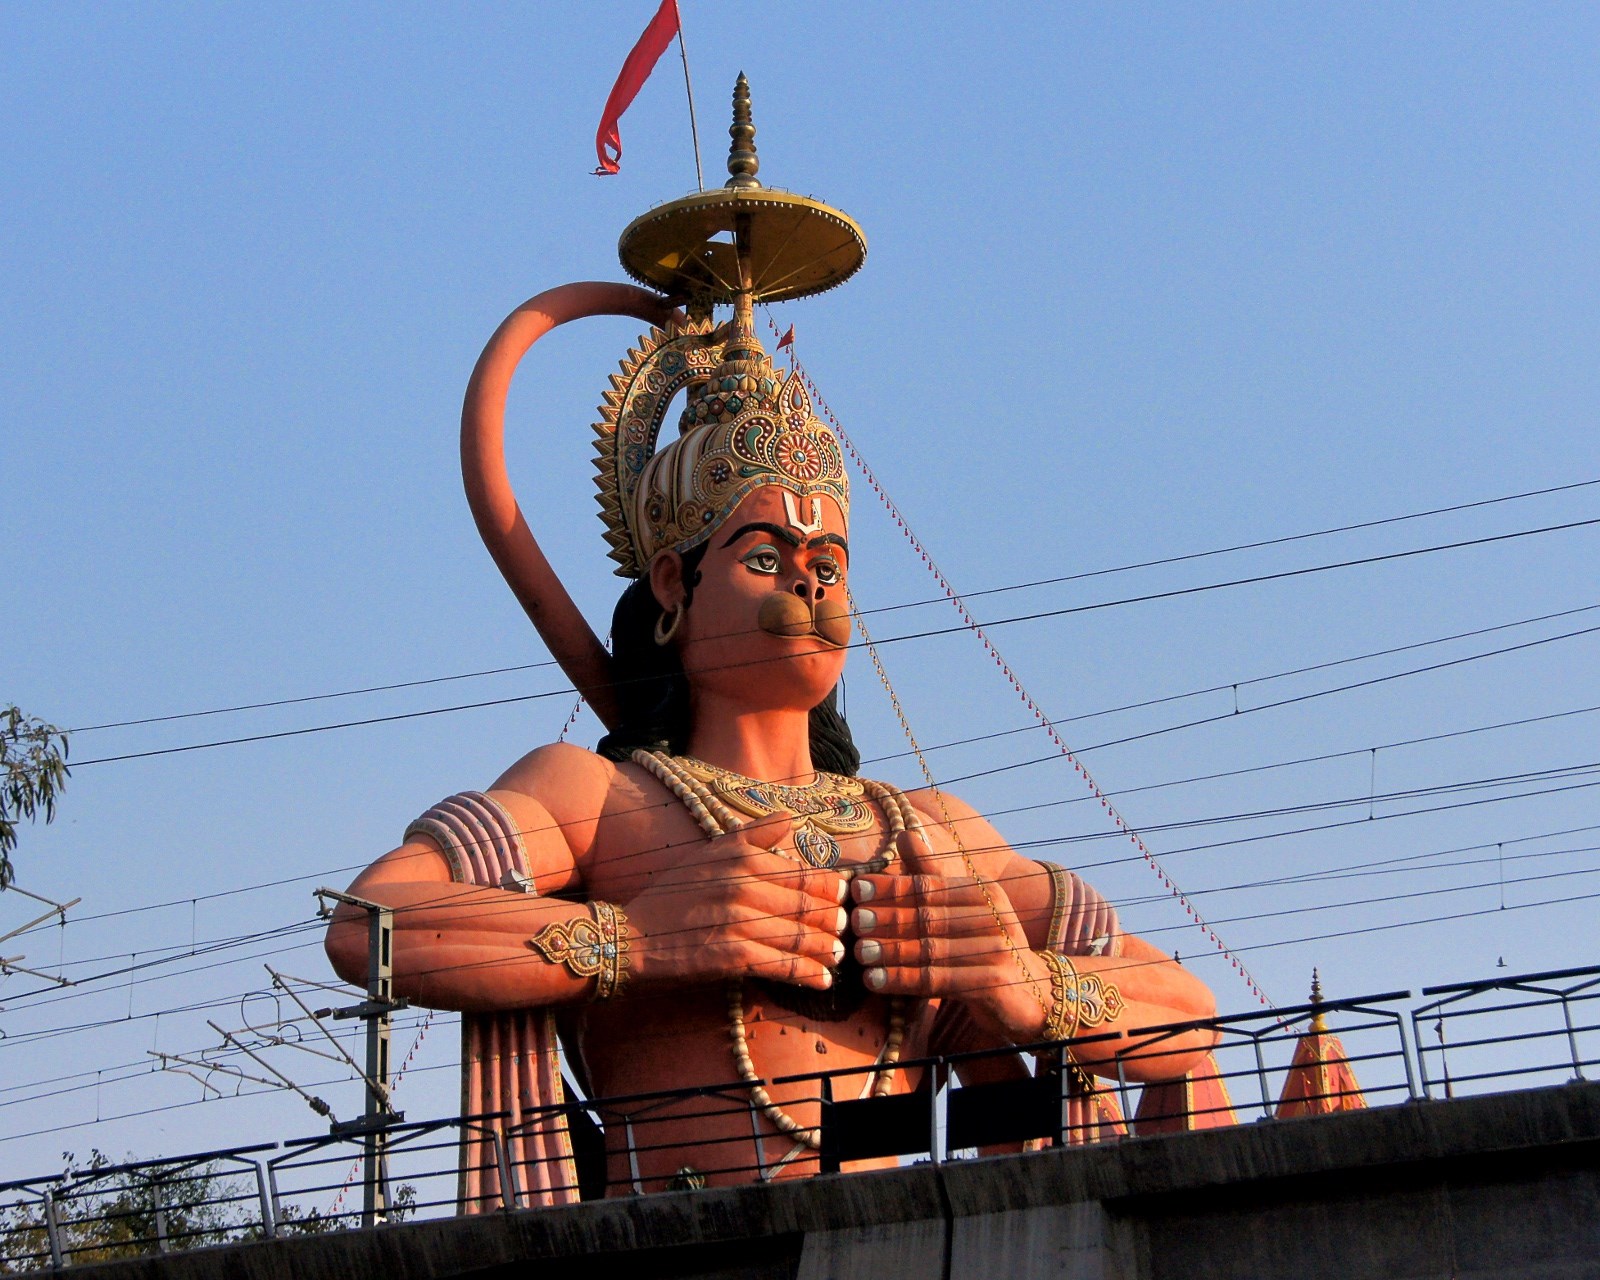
[{"xmin": 326, "ymin": 77, "xmax": 1215, "ymax": 1205}]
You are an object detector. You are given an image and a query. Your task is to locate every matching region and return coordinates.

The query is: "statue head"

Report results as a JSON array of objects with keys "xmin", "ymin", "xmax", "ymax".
[{"xmin": 594, "ymin": 324, "xmax": 859, "ymax": 772}]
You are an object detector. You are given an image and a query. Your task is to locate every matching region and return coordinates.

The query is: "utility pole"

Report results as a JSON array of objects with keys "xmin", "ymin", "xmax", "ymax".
[{"xmin": 315, "ymin": 888, "xmax": 408, "ymax": 1226}]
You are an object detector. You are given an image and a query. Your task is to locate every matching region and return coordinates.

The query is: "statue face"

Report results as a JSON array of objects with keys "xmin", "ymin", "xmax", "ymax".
[{"xmin": 666, "ymin": 485, "xmax": 850, "ymax": 711}]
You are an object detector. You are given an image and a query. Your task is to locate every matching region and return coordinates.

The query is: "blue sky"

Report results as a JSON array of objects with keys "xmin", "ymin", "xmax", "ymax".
[{"xmin": 3, "ymin": 3, "xmax": 1598, "ymax": 1178}]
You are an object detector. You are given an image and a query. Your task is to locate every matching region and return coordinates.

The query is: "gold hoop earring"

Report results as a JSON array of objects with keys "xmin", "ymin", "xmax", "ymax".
[{"xmin": 653, "ymin": 603, "xmax": 684, "ymax": 647}]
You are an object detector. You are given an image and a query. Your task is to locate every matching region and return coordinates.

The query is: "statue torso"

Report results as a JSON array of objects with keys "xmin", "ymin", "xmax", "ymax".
[{"xmin": 564, "ymin": 757, "xmax": 937, "ymax": 1188}]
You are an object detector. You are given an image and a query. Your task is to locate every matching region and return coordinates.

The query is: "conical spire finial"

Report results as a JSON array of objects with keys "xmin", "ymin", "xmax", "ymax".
[
  {"xmin": 727, "ymin": 72, "xmax": 761, "ymax": 189},
  {"xmin": 1308, "ymin": 968, "xmax": 1326, "ymax": 1033}
]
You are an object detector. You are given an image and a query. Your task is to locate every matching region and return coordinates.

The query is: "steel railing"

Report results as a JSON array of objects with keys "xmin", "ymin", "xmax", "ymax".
[{"xmin": 2, "ymin": 962, "xmax": 1595, "ymax": 1271}]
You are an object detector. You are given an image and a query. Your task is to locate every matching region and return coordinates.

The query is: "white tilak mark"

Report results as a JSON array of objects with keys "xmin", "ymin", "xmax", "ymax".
[{"xmin": 782, "ymin": 491, "xmax": 824, "ymax": 535}]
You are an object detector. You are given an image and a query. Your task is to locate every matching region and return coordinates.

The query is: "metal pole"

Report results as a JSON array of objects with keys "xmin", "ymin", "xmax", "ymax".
[
  {"xmin": 317, "ymin": 887, "xmax": 406, "ymax": 1227},
  {"xmin": 1410, "ymin": 1009, "xmax": 1434, "ymax": 1100},
  {"xmin": 266, "ymin": 1163, "xmax": 286, "ymax": 1234},
  {"xmin": 1394, "ymin": 1012, "xmax": 1421, "ymax": 1102},
  {"xmin": 151, "ymin": 1178, "xmax": 169, "ymax": 1253},
  {"xmin": 672, "ymin": 0, "xmax": 704, "ymax": 190},
  {"xmin": 747, "ymin": 1099, "xmax": 768, "ymax": 1182},
  {"xmin": 42, "ymin": 1189, "xmax": 64, "ymax": 1270},
  {"xmin": 624, "ymin": 1118, "xmax": 645, "ymax": 1195},
  {"xmin": 252, "ymin": 1161, "xmax": 276, "ymax": 1240},
  {"xmin": 363, "ymin": 903, "xmax": 395, "ymax": 1225},
  {"xmin": 1252, "ymin": 1034, "xmax": 1274, "ymax": 1120},
  {"xmin": 1559, "ymin": 990, "xmax": 1586, "ymax": 1081},
  {"xmin": 493, "ymin": 1130, "xmax": 518, "ymax": 1212}
]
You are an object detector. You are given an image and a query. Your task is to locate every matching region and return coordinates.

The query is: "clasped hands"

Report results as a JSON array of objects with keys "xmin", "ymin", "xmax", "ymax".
[{"xmin": 622, "ymin": 808, "xmax": 1053, "ymax": 1042}]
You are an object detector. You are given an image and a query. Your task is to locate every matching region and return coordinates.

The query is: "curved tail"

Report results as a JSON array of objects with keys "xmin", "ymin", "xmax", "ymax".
[{"xmin": 461, "ymin": 281, "xmax": 677, "ymax": 732}]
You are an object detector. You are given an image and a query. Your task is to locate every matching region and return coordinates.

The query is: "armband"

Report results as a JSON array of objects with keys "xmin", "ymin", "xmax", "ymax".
[
  {"xmin": 527, "ymin": 901, "xmax": 633, "ymax": 1000},
  {"xmin": 1040, "ymin": 861, "xmax": 1122, "ymax": 957}
]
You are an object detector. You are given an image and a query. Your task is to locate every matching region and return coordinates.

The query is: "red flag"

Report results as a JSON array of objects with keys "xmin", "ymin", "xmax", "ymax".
[
  {"xmin": 776, "ymin": 325, "xmax": 796, "ymax": 351},
  {"xmin": 594, "ymin": 0, "xmax": 681, "ymax": 176}
]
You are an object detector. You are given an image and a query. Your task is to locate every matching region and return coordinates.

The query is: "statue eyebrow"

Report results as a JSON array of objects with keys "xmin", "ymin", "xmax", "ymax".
[
  {"xmin": 720, "ymin": 521, "xmax": 802, "ymax": 548},
  {"xmin": 807, "ymin": 533, "xmax": 849, "ymax": 558}
]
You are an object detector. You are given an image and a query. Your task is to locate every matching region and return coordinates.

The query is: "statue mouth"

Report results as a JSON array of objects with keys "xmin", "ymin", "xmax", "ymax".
[{"xmin": 756, "ymin": 593, "xmax": 852, "ymax": 648}]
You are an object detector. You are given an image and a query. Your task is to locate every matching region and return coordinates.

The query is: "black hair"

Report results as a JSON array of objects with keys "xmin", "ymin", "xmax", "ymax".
[{"xmin": 595, "ymin": 544, "xmax": 861, "ymax": 776}]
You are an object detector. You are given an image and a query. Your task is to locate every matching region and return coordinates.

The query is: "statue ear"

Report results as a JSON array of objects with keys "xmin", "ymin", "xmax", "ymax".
[{"xmin": 648, "ymin": 551, "xmax": 688, "ymax": 613}]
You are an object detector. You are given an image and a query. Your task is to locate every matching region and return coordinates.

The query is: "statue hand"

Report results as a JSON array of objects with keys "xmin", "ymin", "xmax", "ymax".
[
  {"xmin": 850, "ymin": 826, "xmax": 1050, "ymax": 1042},
  {"xmin": 625, "ymin": 809, "xmax": 849, "ymax": 991}
]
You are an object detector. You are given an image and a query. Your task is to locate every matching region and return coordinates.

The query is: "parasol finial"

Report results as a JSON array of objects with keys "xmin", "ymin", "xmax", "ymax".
[{"xmin": 727, "ymin": 72, "xmax": 761, "ymax": 189}]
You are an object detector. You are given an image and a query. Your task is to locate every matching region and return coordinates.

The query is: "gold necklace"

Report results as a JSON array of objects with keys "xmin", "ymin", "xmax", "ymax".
[{"xmin": 637, "ymin": 751, "xmax": 919, "ymax": 870}]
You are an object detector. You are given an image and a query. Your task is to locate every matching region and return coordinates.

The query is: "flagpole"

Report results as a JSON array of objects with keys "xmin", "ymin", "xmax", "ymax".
[{"xmin": 672, "ymin": 0, "xmax": 705, "ymax": 190}]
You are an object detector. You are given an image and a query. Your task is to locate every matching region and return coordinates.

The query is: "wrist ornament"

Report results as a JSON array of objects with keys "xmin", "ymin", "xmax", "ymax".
[
  {"xmin": 527, "ymin": 900, "xmax": 633, "ymax": 1000},
  {"xmin": 1038, "ymin": 950, "xmax": 1127, "ymax": 1045},
  {"xmin": 1039, "ymin": 950, "xmax": 1081, "ymax": 1044}
]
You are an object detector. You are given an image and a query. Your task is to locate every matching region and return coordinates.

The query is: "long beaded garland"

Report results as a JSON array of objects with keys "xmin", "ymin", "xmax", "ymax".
[{"xmin": 632, "ymin": 749, "xmax": 913, "ymax": 1151}]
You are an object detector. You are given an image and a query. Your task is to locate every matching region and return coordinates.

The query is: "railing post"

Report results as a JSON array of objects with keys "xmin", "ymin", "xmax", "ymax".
[
  {"xmin": 265, "ymin": 1162, "xmax": 286, "ymax": 1232},
  {"xmin": 928, "ymin": 1062, "xmax": 943, "ymax": 1167},
  {"xmin": 1115, "ymin": 1053, "xmax": 1134, "ymax": 1137},
  {"xmin": 151, "ymin": 1177, "xmax": 169, "ymax": 1253},
  {"xmin": 746, "ymin": 1096, "xmax": 768, "ymax": 1181},
  {"xmin": 493, "ymin": 1129, "xmax": 519, "ymax": 1211},
  {"xmin": 41, "ymin": 1188, "xmax": 64, "ymax": 1271},
  {"xmin": 1393, "ymin": 1011, "xmax": 1420, "ymax": 1102},
  {"xmin": 1558, "ymin": 989, "xmax": 1586, "ymax": 1081},
  {"xmin": 1252, "ymin": 1032, "xmax": 1274, "ymax": 1120},
  {"xmin": 1410, "ymin": 1009, "xmax": 1434, "ymax": 1100},
  {"xmin": 623, "ymin": 1117, "xmax": 645, "ymax": 1195},
  {"xmin": 252, "ymin": 1161, "xmax": 276, "ymax": 1240}
]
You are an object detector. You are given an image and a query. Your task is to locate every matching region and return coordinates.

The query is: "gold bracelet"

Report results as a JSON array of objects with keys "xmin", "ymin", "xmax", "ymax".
[
  {"xmin": 1038, "ymin": 949, "xmax": 1081, "ymax": 1044},
  {"xmin": 590, "ymin": 900, "xmax": 632, "ymax": 1000},
  {"xmin": 527, "ymin": 901, "xmax": 633, "ymax": 1000}
]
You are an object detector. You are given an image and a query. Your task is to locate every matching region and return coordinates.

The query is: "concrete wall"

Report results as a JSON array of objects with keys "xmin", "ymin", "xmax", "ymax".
[{"xmin": 58, "ymin": 1080, "xmax": 1600, "ymax": 1280}]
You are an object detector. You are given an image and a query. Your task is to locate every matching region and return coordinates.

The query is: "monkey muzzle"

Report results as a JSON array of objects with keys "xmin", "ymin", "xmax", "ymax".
[{"xmin": 756, "ymin": 592, "xmax": 852, "ymax": 648}]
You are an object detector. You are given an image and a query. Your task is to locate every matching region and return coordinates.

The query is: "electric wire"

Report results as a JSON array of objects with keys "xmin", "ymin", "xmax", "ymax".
[
  {"xmin": 64, "ymin": 477, "xmax": 1600, "ymax": 738},
  {"xmin": 66, "ymin": 513, "xmax": 1600, "ymax": 768},
  {"xmin": 6, "ymin": 755, "xmax": 1594, "ymax": 1036}
]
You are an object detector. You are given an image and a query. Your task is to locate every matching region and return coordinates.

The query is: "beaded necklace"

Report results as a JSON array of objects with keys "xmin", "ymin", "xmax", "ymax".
[{"xmin": 632, "ymin": 749, "xmax": 915, "ymax": 1152}]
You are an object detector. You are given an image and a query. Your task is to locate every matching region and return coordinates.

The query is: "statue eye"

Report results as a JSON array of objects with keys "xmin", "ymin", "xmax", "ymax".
[
  {"xmin": 812, "ymin": 558, "xmax": 842, "ymax": 585},
  {"xmin": 740, "ymin": 546, "xmax": 782, "ymax": 575}
]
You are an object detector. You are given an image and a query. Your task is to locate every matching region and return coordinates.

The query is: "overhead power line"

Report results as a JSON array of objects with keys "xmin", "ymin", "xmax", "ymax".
[
  {"xmin": 67, "ymin": 478, "xmax": 1600, "ymax": 737},
  {"xmin": 68, "ymin": 515, "xmax": 1600, "ymax": 768}
]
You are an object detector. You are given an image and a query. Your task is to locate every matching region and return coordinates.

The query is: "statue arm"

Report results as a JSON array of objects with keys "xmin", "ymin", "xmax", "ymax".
[{"xmin": 325, "ymin": 744, "xmax": 849, "ymax": 1005}]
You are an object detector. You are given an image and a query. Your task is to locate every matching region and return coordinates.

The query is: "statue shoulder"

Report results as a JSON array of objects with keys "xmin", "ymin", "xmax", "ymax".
[
  {"xmin": 482, "ymin": 742, "xmax": 639, "ymax": 870},
  {"xmin": 490, "ymin": 742, "xmax": 619, "ymax": 821}
]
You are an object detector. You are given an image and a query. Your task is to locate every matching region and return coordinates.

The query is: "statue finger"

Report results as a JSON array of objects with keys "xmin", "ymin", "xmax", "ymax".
[
  {"xmin": 861, "ymin": 962, "xmax": 944, "ymax": 997},
  {"xmin": 893, "ymin": 825, "xmax": 941, "ymax": 876},
  {"xmin": 744, "ymin": 943, "xmax": 835, "ymax": 990},
  {"xmin": 854, "ymin": 933, "xmax": 1001, "ymax": 969},
  {"xmin": 851, "ymin": 872, "xmax": 958, "ymax": 909},
  {"xmin": 739, "ymin": 871, "xmax": 850, "ymax": 920},
  {"xmin": 853, "ymin": 898, "xmax": 1000, "ymax": 941}
]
